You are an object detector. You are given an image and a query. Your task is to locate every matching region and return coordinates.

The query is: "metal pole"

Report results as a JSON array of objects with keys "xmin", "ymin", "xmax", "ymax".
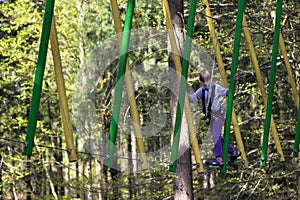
[
  {"xmin": 23, "ymin": 0, "xmax": 55, "ymax": 156},
  {"xmin": 105, "ymin": 0, "xmax": 135, "ymax": 167},
  {"xmin": 110, "ymin": 0, "xmax": 148, "ymax": 170},
  {"xmin": 169, "ymin": 0, "xmax": 198, "ymax": 172},
  {"xmin": 271, "ymin": 11, "xmax": 299, "ymax": 109},
  {"xmin": 221, "ymin": 0, "xmax": 245, "ymax": 174},
  {"xmin": 162, "ymin": 0, "xmax": 182, "ymax": 172},
  {"xmin": 49, "ymin": 15, "xmax": 77, "ymax": 162},
  {"xmin": 202, "ymin": 0, "xmax": 248, "ymax": 168},
  {"xmin": 162, "ymin": 0, "xmax": 204, "ymax": 173},
  {"xmin": 242, "ymin": 15, "xmax": 285, "ymax": 162},
  {"xmin": 260, "ymin": 0, "xmax": 283, "ymax": 166}
]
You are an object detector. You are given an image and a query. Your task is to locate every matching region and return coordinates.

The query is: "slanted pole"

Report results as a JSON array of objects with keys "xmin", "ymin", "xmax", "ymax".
[
  {"xmin": 260, "ymin": 0, "xmax": 283, "ymax": 166},
  {"xmin": 162, "ymin": 0, "xmax": 204, "ymax": 173},
  {"xmin": 183, "ymin": 1, "xmax": 204, "ymax": 173},
  {"xmin": 242, "ymin": 15, "xmax": 284, "ymax": 162},
  {"xmin": 23, "ymin": 0, "xmax": 55, "ymax": 156},
  {"xmin": 221, "ymin": 0, "xmax": 244, "ymax": 174},
  {"xmin": 270, "ymin": 11, "xmax": 299, "ymax": 109},
  {"xmin": 50, "ymin": 15, "xmax": 77, "ymax": 162},
  {"xmin": 110, "ymin": 0, "xmax": 148, "ymax": 170},
  {"xmin": 162, "ymin": 0, "xmax": 182, "ymax": 172},
  {"xmin": 169, "ymin": 0, "xmax": 202, "ymax": 173},
  {"xmin": 105, "ymin": 0, "xmax": 135, "ymax": 167},
  {"xmin": 202, "ymin": 0, "xmax": 248, "ymax": 168}
]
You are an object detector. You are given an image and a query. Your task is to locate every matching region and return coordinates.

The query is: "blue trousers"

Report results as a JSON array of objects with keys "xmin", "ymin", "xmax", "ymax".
[{"xmin": 210, "ymin": 111, "xmax": 235, "ymax": 157}]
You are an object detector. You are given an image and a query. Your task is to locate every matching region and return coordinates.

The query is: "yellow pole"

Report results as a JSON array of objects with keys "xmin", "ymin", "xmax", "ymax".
[
  {"xmin": 49, "ymin": 15, "xmax": 77, "ymax": 162},
  {"xmin": 242, "ymin": 15, "xmax": 285, "ymax": 162},
  {"xmin": 202, "ymin": 0, "xmax": 248, "ymax": 168},
  {"xmin": 110, "ymin": 0, "xmax": 148, "ymax": 170},
  {"xmin": 271, "ymin": 11, "xmax": 299, "ymax": 109},
  {"xmin": 162, "ymin": 0, "xmax": 204, "ymax": 173}
]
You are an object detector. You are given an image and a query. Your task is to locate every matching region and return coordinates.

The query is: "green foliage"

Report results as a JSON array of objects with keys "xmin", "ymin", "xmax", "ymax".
[
  {"xmin": 0, "ymin": 0, "xmax": 299, "ymax": 199},
  {"xmin": 193, "ymin": 162, "xmax": 298, "ymax": 199}
]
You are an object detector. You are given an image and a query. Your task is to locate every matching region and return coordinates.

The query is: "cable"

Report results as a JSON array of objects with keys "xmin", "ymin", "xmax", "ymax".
[
  {"xmin": 200, "ymin": 12, "xmax": 259, "ymax": 31},
  {"xmin": 0, "ymin": 137, "xmax": 202, "ymax": 167}
]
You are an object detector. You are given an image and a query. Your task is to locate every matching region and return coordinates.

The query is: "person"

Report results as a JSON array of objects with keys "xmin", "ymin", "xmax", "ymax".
[{"xmin": 188, "ymin": 69, "xmax": 240, "ymax": 166}]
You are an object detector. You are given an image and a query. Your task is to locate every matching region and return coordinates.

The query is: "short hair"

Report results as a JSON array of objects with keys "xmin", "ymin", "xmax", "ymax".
[{"xmin": 199, "ymin": 69, "xmax": 211, "ymax": 82}]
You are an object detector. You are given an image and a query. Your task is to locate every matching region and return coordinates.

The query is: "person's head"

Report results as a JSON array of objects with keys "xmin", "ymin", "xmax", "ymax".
[{"xmin": 199, "ymin": 69, "xmax": 211, "ymax": 88}]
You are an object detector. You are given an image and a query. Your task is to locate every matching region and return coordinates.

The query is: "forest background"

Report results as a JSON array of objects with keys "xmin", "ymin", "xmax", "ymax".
[{"xmin": 0, "ymin": 0, "xmax": 299, "ymax": 199}]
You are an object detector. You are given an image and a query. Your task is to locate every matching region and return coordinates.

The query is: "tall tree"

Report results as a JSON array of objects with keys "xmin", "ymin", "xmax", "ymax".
[{"xmin": 168, "ymin": 0, "xmax": 193, "ymax": 199}]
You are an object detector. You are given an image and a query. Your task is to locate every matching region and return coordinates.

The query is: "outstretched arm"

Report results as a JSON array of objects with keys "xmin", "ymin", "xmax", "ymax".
[{"xmin": 188, "ymin": 88, "xmax": 202, "ymax": 103}]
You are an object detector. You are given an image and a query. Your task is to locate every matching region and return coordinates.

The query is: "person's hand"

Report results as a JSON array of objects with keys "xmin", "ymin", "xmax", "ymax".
[
  {"xmin": 234, "ymin": 73, "xmax": 239, "ymax": 86},
  {"xmin": 234, "ymin": 73, "xmax": 238, "ymax": 81},
  {"xmin": 202, "ymin": 114, "xmax": 210, "ymax": 120}
]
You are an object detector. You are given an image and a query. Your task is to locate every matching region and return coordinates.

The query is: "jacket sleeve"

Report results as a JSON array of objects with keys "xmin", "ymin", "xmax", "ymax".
[
  {"xmin": 219, "ymin": 84, "xmax": 238, "ymax": 96},
  {"xmin": 217, "ymin": 84, "xmax": 229, "ymax": 96},
  {"xmin": 188, "ymin": 88, "xmax": 202, "ymax": 102}
]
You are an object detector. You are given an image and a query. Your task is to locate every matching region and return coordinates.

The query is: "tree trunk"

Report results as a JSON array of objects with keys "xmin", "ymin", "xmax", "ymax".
[
  {"xmin": 75, "ymin": 140, "xmax": 80, "ymax": 198},
  {"xmin": 168, "ymin": 0, "xmax": 193, "ymax": 199}
]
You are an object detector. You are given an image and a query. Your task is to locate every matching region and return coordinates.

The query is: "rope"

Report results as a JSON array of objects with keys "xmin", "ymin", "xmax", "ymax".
[
  {"xmin": 2, "ymin": 136, "xmax": 283, "ymax": 171},
  {"xmin": 0, "ymin": 137, "xmax": 203, "ymax": 168},
  {"xmin": 205, "ymin": 27, "xmax": 219, "ymax": 115},
  {"xmin": 200, "ymin": 13, "xmax": 255, "ymax": 31}
]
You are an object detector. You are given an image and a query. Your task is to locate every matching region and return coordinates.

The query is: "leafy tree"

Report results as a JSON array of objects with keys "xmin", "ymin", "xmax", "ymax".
[{"xmin": 0, "ymin": 0, "xmax": 299, "ymax": 199}]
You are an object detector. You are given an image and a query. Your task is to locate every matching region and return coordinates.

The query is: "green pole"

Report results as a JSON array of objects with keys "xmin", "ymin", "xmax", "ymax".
[
  {"xmin": 294, "ymin": 100, "xmax": 300, "ymax": 158},
  {"xmin": 23, "ymin": 0, "xmax": 55, "ymax": 156},
  {"xmin": 169, "ymin": 0, "xmax": 197, "ymax": 172},
  {"xmin": 220, "ymin": 0, "xmax": 244, "ymax": 173},
  {"xmin": 260, "ymin": 0, "xmax": 283, "ymax": 166},
  {"xmin": 105, "ymin": 0, "xmax": 135, "ymax": 167}
]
